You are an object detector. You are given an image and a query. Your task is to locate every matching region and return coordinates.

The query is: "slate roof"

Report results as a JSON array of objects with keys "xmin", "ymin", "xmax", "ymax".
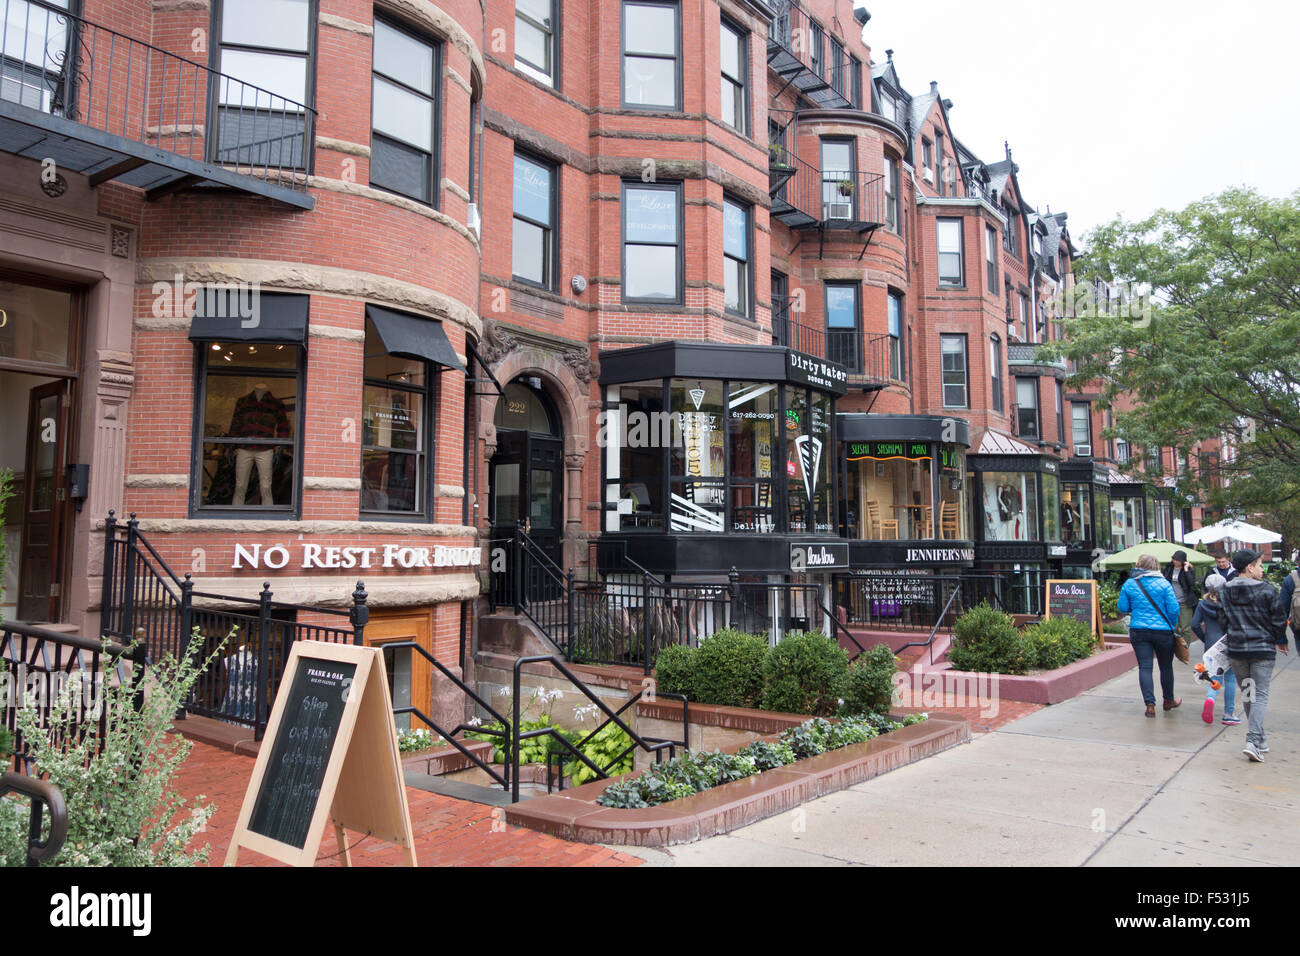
[{"xmin": 975, "ymin": 430, "xmax": 1040, "ymax": 455}]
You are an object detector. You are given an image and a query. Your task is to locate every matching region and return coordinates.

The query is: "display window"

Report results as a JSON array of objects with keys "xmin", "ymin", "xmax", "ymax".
[
  {"xmin": 981, "ymin": 471, "xmax": 1039, "ymax": 542},
  {"xmin": 1061, "ymin": 482, "xmax": 1092, "ymax": 544}
]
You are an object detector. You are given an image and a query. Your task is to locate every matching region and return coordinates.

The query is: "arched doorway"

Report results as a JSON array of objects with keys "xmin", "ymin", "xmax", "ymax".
[{"xmin": 491, "ymin": 377, "xmax": 564, "ymax": 590}]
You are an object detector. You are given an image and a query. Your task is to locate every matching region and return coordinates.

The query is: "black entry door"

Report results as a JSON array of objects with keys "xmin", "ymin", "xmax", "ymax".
[
  {"xmin": 490, "ymin": 431, "xmax": 564, "ymax": 603},
  {"xmin": 18, "ymin": 380, "xmax": 70, "ymax": 622}
]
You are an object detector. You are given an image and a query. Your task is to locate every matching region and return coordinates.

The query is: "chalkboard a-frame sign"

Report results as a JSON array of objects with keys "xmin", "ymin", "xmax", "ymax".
[
  {"xmin": 1044, "ymin": 579, "xmax": 1103, "ymax": 642},
  {"xmin": 224, "ymin": 641, "xmax": 417, "ymax": 867}
]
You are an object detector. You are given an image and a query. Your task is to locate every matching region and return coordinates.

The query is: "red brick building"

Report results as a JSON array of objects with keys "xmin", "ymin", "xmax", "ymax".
[{"xmin": 0, "ymin": 0, "xmax": 1228, "ymax": 718}]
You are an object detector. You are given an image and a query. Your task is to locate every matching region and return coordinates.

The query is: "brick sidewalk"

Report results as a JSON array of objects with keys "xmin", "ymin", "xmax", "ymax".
[
  {"xmin": 919, "ymin": 696, "xmax": 1043, "ymax": 734},
  {"xmin": 172, "ymin": 741, "xmax": 641, "ymax": 867}
]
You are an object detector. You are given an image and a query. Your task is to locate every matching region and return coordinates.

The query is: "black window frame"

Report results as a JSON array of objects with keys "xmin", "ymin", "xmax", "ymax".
[
  {"xmin": 1002, "ymin": 202, "xmax": 1019, "ymax": 255},
  {"xmin": 515, "ymin": 0, "xmax": 558, "ymax": 88},
  {"xmin": 887, "ymin": 290, "xmax": 905, "ymax": 382},
  {"xmin": 368, "ymin": 14, "xmax": 442, "ymax": 207},
  {"xmin": 190, "ymin": 342, "xmax": 305, "ymax": 518},
  {"xmin": 986, "ymin": 224, "xmax": 998, "ymax": 291},
  {"xmin": 210, "ymin": 0, "xmax": 317, "ymax": 173},
  {"xmin": 990, "ymin": 334, "xmax": 1003, "ymax": 414},
  {"xmin": 884, "ymin": 154, "xmax": 899, "ymax": 233},
  {"xmin": 1015, "ymin": 375, "xmax": 1040, "ymax": 440},
  {"xmin": 820, "ymin": 136, "xmax": 856, "ymax": 221},
  {"xmin": 941, "ymin": 333, "xmax": 968, "ymax": 409},
  {"xmin": 621, "ymin": 0, "xmax": 682, "ymax": 112},
  {"xmin": 360, "ymin": 321, "xmax": 439, "ymax": 522},
  {"xmin": 824, "ymin": 281, "xmax": 861, "ymax": 373},
  {"xmin": 719, "ymin": 16, "xmax": 748, "ymax": 135},
  {"xmin": 511, "ymin": 148, "xmax": 559, "ymax": 291},
  {"xmin": 722, "ymin": 193, "xmax": 752, "ymax": 319},
  {"xmin": 809, "ymin": 21, "xmax": 823, "ymax": 78},
  {"xmin": 1071, "ymin": 402, "xmax": 1092, "ymax": 452},
  {"xmin": 936, "ymin": 216, "xmax": 964, "ymax": 287},
  {"xmin": 621, "ymin": 179, "xmax": 684, "ymax": 305}
]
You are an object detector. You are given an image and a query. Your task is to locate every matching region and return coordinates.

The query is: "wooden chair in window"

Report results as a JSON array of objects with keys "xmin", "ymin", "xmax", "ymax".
[
  {"xmin": 920, "ymin": 505, "xmax": 934, "ymax": 539},
  {"xmin": 867, "ymin": 500, "xmax": 898, "ymax": 539},
  {"xmin": 940, "ymin": 501, "xmax": 960, "ymax": 539}
]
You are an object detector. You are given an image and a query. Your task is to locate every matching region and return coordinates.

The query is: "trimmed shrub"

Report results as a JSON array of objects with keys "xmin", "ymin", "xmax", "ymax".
[
  {"xmin": 692, "ymin": 628, "xmax": 768, "ymax": 707},
  {"xmin": 947, "ymin": 602, "xmax": 1030, "ymax": 675},
  {"xmin": 761, "ymin": 631, "xmax": 850, "ymax": 716},
  {"xmin": 841, "ymin": 644, "xmax": 898, "ymax": 716},
  {"xmin": 653, "ymin": 643, "xmax": 696, "ymax": 699},
  {"xmin": 1021, "ymin": 616, "xmax": 1097, "ymax": 670}
]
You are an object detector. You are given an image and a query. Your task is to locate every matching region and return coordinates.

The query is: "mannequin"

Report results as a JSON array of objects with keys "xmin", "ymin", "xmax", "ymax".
[{"xmin": 228, "ymin": 383, "xmax": 289, "ymax": 506}]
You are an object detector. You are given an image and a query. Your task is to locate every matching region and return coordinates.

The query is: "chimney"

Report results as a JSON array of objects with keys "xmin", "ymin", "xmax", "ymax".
[
  {"xmin": 1004, "ymin": 140, "xmax": 1012, "ymax": 161},
  {"xmin": 885, "ymin": 48, "xmax": 893, "ymax": 60},
  {"xmin": 930, "ymin": 81, "xmax": 938, "ymax": 95}
]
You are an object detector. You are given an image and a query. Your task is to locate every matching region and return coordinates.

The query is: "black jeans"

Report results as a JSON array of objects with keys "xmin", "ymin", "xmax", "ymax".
[{"xmin": 1130, "ymin": 627, "xmax": 1176, "ymax": 706}]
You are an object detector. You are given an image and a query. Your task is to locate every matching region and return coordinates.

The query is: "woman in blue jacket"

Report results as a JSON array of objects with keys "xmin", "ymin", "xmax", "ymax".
[{"xmin": 1117, "ymin": 553, "xmax": 1183, "ymax": 717}]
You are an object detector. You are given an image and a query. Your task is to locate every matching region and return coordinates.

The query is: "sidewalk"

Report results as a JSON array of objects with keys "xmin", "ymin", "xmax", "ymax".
[
  {"xmin": 620, "ymin": 651, "xmax": 1299, "ymax": 866},
  {"xmin": 171, "ymin": 743, "xmax": 643, "ymax": 867}
]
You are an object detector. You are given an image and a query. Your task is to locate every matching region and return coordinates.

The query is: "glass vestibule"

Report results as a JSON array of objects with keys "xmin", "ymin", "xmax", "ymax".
[
  {"xmin": 1061, "ymin": 482, "xmax": 1092, "ymax": 545},
  {"xmin": 843, "ymin": 441, "xmax": 970, "ymax": 541},
  {"xmin": 603, "ymin": 378, "xmax": 832, "ymax": 534},
  {"xmin": 1111, "ymin": 496, "xmax": 1145, "ymax": 550},
  {"xmin": 981, "ymin": 471, "xmax": 1040, "ymax": 542}
]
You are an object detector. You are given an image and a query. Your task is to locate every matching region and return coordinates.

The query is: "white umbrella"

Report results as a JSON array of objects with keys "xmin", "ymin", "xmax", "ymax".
[{"xmin": 1183, "ymin": 519, "xmax": 1282, "ymax": 546}]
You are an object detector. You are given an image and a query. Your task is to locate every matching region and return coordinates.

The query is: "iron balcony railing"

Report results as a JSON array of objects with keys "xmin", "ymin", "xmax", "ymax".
[
  {"xmin": 768, "ymin": 0, "xmax": 854, "ymax": 109},
  {"xmin": 0, "ymin": 0, "xmax": 315, "ymax": 195},
  {"xmin": 1007, "ymin": 342, "xmax": 1068, "ymax": 370},
  {"xmin": 818, "ymin": 168, "xmax": 886, "ymax": 228}
]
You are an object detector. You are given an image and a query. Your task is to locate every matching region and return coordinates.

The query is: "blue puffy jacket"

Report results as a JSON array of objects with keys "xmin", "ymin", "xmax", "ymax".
[{"xmin": 1118, "ymin": 569, "xmax": 1181, "ymax": 632}]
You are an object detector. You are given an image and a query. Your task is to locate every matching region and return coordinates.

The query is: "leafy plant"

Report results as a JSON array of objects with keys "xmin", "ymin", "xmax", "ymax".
[
  {"xmin": 1097, "ymin": 580, "xmax": 1121, "ymax": 620},
  {"xmin": 739, "ymin": 739, "xmax": 795, "ymax": 771},
  {"xmin": 653, "ymin": 643, "xmax": 696, "ymax": 699},
  {"xmin": 761, "ymin": 631, "xmax": 850, "ymax": 716},
  {"xmin": 840, "ymin": 644, "xmax": 898, "ymax": 716},
  {"xmin": 947, "ymin": 602, "xmax": 1030, "ymax": 675},
  {"xmin": 397, "ymin": 727, "xmax": 443, "ymax": 752},
  {"xmin": 0, "ymin": 631, "xmax": 222, "ymax": 866},
  {"xmin": 1023, "ymin": 616, "xmax": 1096, "ymax": 669},
  {"xmin": 565, "ymin": 721, "xmax": 634, "ymax": 786},
  {"xmin": 0, "ymin": 725, "xmax": 12, "ymax": 763},
  {"xmin": 691, "ymin": 629, "xmax": 768, "ymax": 708}
]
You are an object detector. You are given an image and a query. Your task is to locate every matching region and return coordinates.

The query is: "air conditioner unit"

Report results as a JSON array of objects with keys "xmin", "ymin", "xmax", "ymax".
[
  {"xmin": 824, "ymin": 200, "xmax": 852, "ymax": 221},
  {"xmin": 466, "ymin": 202, "xmax": 481, "ymax": 240},
  {"xmin": 1074, "ymin": 444, "xmax": 1092, "ymax": 458},
  {"xmin": 922, "ymin": 167, "xmax": 934, "ymax": 183}
]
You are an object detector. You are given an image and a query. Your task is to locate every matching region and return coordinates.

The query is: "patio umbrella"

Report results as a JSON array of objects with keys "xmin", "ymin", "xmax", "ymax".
[
  {"xmin": 1097, "ymin": 541, "xmax": 1216, "ymax": 572},
  {"xmin": 1182, "ymin": 519, "xmax": 1282, "ymax": 546}
]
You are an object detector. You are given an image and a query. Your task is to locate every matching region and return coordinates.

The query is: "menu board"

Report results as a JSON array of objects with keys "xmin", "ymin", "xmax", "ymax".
[
  {"xmin": 1044, "ymin": 579, "xmax": 1101, "ymax": 639},
  {"xmin": 248, "ymin": 657, "xmax": 356, "ymax": 849}
]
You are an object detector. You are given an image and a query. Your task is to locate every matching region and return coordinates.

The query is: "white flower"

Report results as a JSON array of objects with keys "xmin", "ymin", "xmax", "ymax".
[
  {"xmin": 496, "ymin": 685, "xmax": 511, "ymax": 697},
  {"xmin": 837, "ymin": 698, "xmax": 845, "ymax": 707},
  {"xmin": 467, "ymin": 716, "xmax": 482, "ymax": 727}
]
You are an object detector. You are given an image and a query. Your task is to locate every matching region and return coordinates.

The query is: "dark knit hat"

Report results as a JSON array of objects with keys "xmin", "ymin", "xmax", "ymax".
[
  {"xmin": 1231, "ymin": 549, "xmax": 1261, "ymax": 573},
  {"xmin": 1172, "ymin": 549, "xmax": 1188, "ymax": 563}
]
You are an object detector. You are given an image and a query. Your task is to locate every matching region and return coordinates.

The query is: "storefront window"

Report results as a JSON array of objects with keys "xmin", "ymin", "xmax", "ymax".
[
  {"xmin": 728, "ymin": 382, "xmax": 777, "ymax": 532},
  {"xmin": 0, "ymin": 280, "xmax": 73, "ymax": 367},
  {"xmin": 937, "ymin": 444, "xmax": 967, "ymax": 540},
  {"xmin": 361, "ymin": 319, "xmax": 430, "ymax": 516},
  {"xmin": 1061, "ymin": 482, "xmax": 1092, "ymax": 544},
  {"xmin": 1095, "ymin": 487, "xmax": 1113, "ymax": 550},
  {"xmin": 785, "ymin": 388, "xmax": 832, "ymax": 533},
  {"xmin": 196, "ymin": 343, "xmax": 299, "ymax": 510},
  {"xmin": 669, "ymin": 379, "xmax": 725, "ymax": 532},
  {"xmin": 609, "ymin": 380, "xmax": 665, "ymax": 529},
  {"xmin": 1040, "ymin": 473, "xmax": 1060, "ymax": 540},
  {"xmin": 846, "ymin": 440, "xmax": 932, "ymax": 540},
  {"xmin": 981, "ymin": 471, "xmax": 1038, "ymax": 541}
]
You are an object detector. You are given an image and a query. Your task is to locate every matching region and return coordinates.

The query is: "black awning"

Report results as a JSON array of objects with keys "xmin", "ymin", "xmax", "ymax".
[
  {"xmin": 188, "ymin": 291, "xmax": 309, "ymax": 344},
  {"xmin": 365, "ymin": 304, "xmax": 465, "ymax": 373}
]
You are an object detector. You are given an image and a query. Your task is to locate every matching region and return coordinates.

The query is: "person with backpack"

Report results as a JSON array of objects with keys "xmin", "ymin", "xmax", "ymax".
[
  {"xmin": 1191, "ymin": 574, "xmax": 1237, "ymax": 725},
  {"xmin": 1118, "ymin": 553, "xmax": 1183, "ymax": 717},
  {"xmin": 1220, "ymin": 549, "xmax": 1289, "ymax": 762}
]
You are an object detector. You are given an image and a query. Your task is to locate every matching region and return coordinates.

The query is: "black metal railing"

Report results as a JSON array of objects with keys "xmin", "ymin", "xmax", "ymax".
[
  {"xmin": 0, "ymin": 771, "xmax": 67, "ymax": 866},
  {"xmin": 895, "ymin": 583, "xmax": 964, "ymax": 665},
  {"xmin": 768, "ymin": 106, "xmax": 795, "ymax": 168},
  {"xmin": 818, "ymin": 169, "xmax": 886, "ymax": 228},
  {"xmin": 0, "ymin": 0, "xmax": 314, "ymax": 192},
  {"xmin": 771, "ymin": 296, "xmax": 825, "ymax": 356},
  {"xmin": 770, "ymin": 151, "xmax": 821, "ymax": 224},
  {"xmin": 834, "ymin": 573, "xmax": 966, "ymax": 633},
  {"xmin": 101, "ymin": 511, "xmax": 368, "ymax": 737},
  {"xmin": 2, "ymin": 621, "xmax": 148, "ymax": 773},
  {"xmin": 767, "ymin": 0, "xmax": 854, "ymax": 109}
]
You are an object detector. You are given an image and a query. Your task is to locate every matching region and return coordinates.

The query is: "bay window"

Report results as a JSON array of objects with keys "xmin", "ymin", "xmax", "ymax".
[
  {"xmin": 623, "ymin": 1, "xmax": 680, "ymax": 110},
  {"xmin": 1016, "ymin": 377, "xmax": 1039, "ymax": 439},
  {"xmin": 215, "ymin": 0, "xmax": 312, "ymax": 169},
  {"xmin": 622, "ymin": 182, "xmax": 682, "ymax": 303},
  {"xmin": 361, "ymin": 320, "xmax": 432, "ymax": 517},
  {"xmin": 888, "ymin": 292, "xmax": 904, "ymax": 381},
  {"xmin": 825, "ymin": 282, "xmax": 860, "ymax": 372},
  {"xmin": 990, "ymin": 335, "xmax": 1003, "ymax": 413},
  {"xmin": 370, "ymin": 17, "xmax": 439, "ymax": 204},
  {"xmin": 986, "ymin": 225, "xmax": 998, "ymax": 290}
]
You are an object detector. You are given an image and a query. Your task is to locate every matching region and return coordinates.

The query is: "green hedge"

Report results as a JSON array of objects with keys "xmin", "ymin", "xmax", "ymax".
[
  {"xmin": 841, "ymin": 644, "xmax": 899, "ymax": 715},
  {"xmin": 761, "ymin": 631, "xmax": 850, "ymax": 716},
  {"xmin": 692, "ymin": 629, "xmax": 768, "ymax": 708},
  {"xmin": 653, "ymin": 643, "xmax": 696, "ymax": 699},
  {"xmin": 948, "ymin": 603, "xmax": 1098, "ymax": 675}
]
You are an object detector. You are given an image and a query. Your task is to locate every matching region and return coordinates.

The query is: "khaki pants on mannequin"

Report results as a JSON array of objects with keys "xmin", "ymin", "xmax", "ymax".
[{"xmin": 233, "ymin": 448, "xmax": 275, "ymax": 505}]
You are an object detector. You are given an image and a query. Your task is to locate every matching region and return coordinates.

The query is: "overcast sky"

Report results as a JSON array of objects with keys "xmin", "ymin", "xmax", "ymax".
[{"xmin": 859, "ymin": 0, "xmax": 1300, "ymax": 244}]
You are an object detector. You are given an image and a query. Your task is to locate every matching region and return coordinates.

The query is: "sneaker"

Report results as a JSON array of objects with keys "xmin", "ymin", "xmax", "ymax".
[
  {"xmin": 1244, "ymin": 742, "xmax": 1264, "ymax": 762},
  {"xmin": 1221, "ymin": 714, "xmax": 1241, "ymax": 725},
  {"xmin": 1202, "ymin": 699, "xmax": 1215, "ymax": 724},
  {"xmin": 1259, "ymin": 743, "xmax": 1270, "ymax": 753}
]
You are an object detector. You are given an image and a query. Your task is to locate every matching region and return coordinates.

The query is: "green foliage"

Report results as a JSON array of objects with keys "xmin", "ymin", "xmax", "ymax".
[
  {"xmin": 1041, "ymin": 188, "xmax": 1300, "ymax": 522},
  {"xmin": 397, "ymin": 728, "xmax": 443, "ymax": 752},
  {"xmin": 464, "ymin": 712, "xmax": 634, "ymax": 786},
  {"xmin": 652, "ymin": 643, "xmax": 696, "ymax": 699},
  {"xmin": 1264, "ymin": 559, "xmax": 1296, "ymax": 588},
  {"xmin": 840, "ymin": 644, "xmax": 898, "ymax": 716},
  {"xmin": 1098, "ymin": 580, "xmax": 1121, "ymax": 621},
  {"xmin": 595, "ymin": 712, "xmax": 921, "ymax": 809},
  {"xmin": 0, "ymin": 725, "xmax": 11, "ymax": 762},
  {"xmin": 691, "ymin": 629, "xmax": 768, "ymax": 708},
  {"xmin": 948, "ymin": 602, "xmax": 1030, "ymax": 675},
  {"xmin": 565, "ymin": 721, "xmax": 634, "ymax": 786},
  {"xmin": 0, "ymin": 632, "xmax": 220, "ymax": 866},
  {"xmin": 760, "ymin": 631, "xmax": 850, "ymax": 716}
]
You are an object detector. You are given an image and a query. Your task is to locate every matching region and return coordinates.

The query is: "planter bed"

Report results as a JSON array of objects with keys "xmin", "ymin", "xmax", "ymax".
[
  {"xmin": 504, "ymin": 714, "xmax": 969, "ymax": 846},
  {"xmin": 401, "ymin": 738, "xmax": 495, "ymax": 776},
  {"xmin": 932, "ymin": 642, "xmax": 1136, "ymax": 705}
]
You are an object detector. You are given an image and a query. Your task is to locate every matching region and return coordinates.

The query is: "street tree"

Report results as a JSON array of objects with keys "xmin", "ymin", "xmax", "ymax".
[{"xmin": 1043, "ymin": 187, "xmax": 1300, "ymax": 519}]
